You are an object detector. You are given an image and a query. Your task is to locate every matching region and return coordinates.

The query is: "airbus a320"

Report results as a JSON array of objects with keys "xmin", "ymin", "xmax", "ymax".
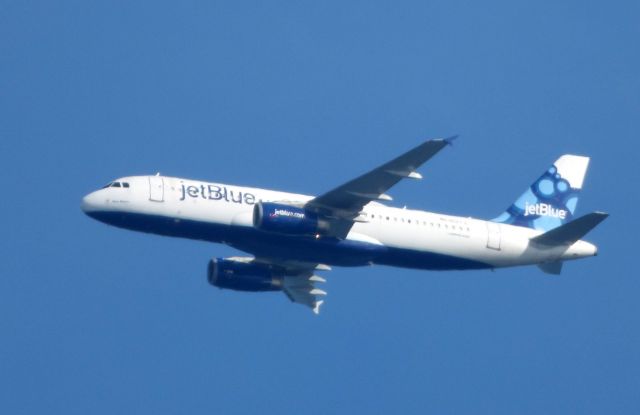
[{"xmin": 81, "ymin": 139, "xmax": 607, "ymax": 313}]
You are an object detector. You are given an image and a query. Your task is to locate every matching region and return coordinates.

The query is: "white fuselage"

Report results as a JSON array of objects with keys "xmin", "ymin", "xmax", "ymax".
[{"xmin": 81, "ymin": 175, "xmax": 597, "ymax": 271}]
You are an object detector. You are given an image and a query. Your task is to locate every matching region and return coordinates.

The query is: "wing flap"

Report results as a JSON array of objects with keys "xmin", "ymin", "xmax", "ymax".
[
  {"xmin": 283, "ymin": 274, "xmax": 328, "ymax": 314},
  {"xmin": 252, "ymin": 258, "xmax": 330, "ymax": 314}
]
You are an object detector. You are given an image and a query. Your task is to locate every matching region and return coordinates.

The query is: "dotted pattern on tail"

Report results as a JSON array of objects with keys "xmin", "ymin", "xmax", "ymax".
[{"xmin": 492, "ymin": 165, "xmax": 580, "ymax": 231}]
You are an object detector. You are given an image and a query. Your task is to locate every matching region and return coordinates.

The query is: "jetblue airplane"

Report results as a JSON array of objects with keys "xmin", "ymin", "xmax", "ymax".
[{"xmin": 81, "ymin": 139, "xmax": 607, "ymax": 313}]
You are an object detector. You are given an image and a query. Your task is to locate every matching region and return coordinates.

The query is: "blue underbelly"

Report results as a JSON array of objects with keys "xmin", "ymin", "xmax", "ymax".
[{"xmin": 85, "ymin": 210, "xmax": 491, "ymax": 271}]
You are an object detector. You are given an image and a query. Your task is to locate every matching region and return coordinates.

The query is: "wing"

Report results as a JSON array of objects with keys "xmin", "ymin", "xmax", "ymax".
[
  {"xmin": 253, "ymin": 258, "xmax": 330, "ymax": 314},
  {"xmin": 306, "ymin": 137, "xmax": 455, "ymax": 237},
  {"xmin": 282, "ymin": 273, "xmax": 327, "ymax": 314}
]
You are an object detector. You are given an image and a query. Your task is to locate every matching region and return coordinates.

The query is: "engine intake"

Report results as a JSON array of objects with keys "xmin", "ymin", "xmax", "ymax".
[
  {"xmin": 207, "ymin": 258, "xmax": 282, "ymax": 292},
  {"xmin": 253, "ymin": 202, "xmax": 327, "ymax": 236}
]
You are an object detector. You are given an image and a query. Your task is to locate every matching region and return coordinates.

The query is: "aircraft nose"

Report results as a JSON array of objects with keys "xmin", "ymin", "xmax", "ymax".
[{"xmin": 81, "ymin": 191, "xmax": 102, "ymax": 214}]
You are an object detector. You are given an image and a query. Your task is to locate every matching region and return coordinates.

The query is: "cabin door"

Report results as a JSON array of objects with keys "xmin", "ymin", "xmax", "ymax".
[
  {"xmin": 486, "ymin": 222, "xmax": 501, "ymax": 250},
  {"xmin": 149, "ymin": 176, "xmax": 164, "ymax": 202}
]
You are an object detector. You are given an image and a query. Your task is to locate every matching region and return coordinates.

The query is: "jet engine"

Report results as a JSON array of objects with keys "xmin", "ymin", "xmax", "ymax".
[
  {"xmin": 253, "ymin": 202, "xmax": 328, "ymax": 236},
  {"xmin": 207, "ymin": 258, "xmax": 282, "ymax": 292}
]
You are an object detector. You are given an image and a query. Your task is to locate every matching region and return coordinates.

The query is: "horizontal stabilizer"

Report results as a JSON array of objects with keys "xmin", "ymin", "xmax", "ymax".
[
  {"xmin": 531, "ymin": 212, "xmax": 609, "ymax": 246},
  {"xmin": 538, "ymin": 261, "xmax": 564, "ymax": 275}
]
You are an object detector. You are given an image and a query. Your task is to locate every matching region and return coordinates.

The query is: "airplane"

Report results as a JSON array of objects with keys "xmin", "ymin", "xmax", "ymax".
[{"xmin": 81, "ymin": 138, "xmax": 608, "ymax": 314}]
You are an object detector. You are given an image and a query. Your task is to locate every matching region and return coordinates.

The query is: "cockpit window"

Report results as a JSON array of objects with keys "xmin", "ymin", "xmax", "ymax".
[{"xmin": 101, "ymin": 181, "xmax": 130, "ymax": 189}]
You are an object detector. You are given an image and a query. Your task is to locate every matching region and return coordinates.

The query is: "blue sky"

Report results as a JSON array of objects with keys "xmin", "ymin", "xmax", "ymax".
[{"xmin": 1, "ymin": 1, "xmax": 639, "ymax": 414}]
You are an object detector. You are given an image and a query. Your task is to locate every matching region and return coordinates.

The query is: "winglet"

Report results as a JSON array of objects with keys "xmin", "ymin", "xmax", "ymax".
[
  {"xmin": 313, "ymin": 300, "xmax": 324, "ymax": 315},
  {"xmin": 443, "ymin": 135, "xmax": 458, "ymax": 146},
  {"xmin": 531, "ymin": 211, "xmax": 609, "ymax": 246}
]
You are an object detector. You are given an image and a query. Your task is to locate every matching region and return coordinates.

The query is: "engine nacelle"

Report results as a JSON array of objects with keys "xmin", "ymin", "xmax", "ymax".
[
  {"xmin": 207, "ymin": 258, "xmax": 282, "ymax": 292},
  {"xmin": 253, "ymin": 202, "xmax": 327, "ymax": 236}
]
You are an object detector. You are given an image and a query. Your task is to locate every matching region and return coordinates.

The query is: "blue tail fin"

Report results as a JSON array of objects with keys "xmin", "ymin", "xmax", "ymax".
[{"xmin": 492, "ymin": 155, "xmax": 590, "ymax": 231}]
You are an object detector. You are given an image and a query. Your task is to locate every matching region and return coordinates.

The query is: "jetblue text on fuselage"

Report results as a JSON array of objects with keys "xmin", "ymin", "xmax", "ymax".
[{"xmin": 180, "ymin": 183, "xmax": 256, "ymax": 205}]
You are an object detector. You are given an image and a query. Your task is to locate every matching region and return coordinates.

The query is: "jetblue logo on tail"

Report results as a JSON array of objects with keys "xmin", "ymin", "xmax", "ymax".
[
  {"xmin": 524, "ymin": 202, "xmax": 567, "ymax": 219},
  {"xmin": 492, "ymin": 155, "xmax": 590, "ymax": 231}
]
